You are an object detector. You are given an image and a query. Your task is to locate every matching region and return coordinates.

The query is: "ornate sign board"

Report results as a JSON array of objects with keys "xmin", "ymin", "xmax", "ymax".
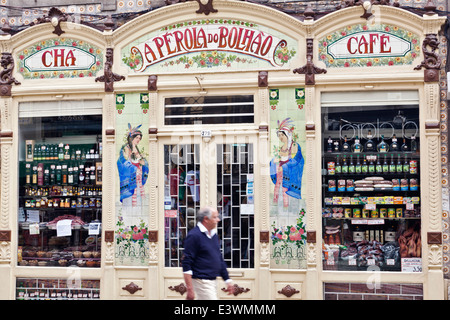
[
  {"xmin": 17, "ymin": 38, "xmax": 103, "ymax": 79},
  {"xmin": 318, "ymin": 24, "xmax": 420, "ymax": 68},
  {"xmin": 121, "ymin": 19, "xmax": 298, "ymax": 73}
]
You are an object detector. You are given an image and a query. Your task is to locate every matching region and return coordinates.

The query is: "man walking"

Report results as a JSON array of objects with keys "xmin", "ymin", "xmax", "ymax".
[{"xmin": 182, "ymin": 206, "xmax": 233, "ymax": 300}]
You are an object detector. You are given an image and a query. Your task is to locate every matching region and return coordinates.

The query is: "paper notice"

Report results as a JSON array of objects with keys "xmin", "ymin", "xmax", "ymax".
[{"xmin": 56, "ymin": 219, "xmax": 72, "ymax": 237}]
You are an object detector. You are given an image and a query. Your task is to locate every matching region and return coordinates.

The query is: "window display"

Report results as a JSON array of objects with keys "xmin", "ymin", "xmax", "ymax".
[
  {"xmin": 321, "ymin": 93, "xmax": 421, "ymax": 272},
  {"xmin": 18, "ymin": 112, "xmax": 102, "ymax": 268},
  {"xmin": 16, "ymin": 278, "xmax": 100, "ymax": 300}
]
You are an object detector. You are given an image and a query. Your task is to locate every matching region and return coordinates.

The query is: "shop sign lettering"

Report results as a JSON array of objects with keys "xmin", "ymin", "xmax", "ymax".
[
  {"xmin": 126, "ymin": 24, "xmax": 292, "ymax": 72},
  {"xmin": 327, "ymin": 31, "xmax": 411, "ymax": 59},
  {"xmin": 24, "ymin": 46, "xmax": 96, "ymax": 72},
  {"xmin": 18, "ymin": 39, "xmax": 103, "ymax": 79}
]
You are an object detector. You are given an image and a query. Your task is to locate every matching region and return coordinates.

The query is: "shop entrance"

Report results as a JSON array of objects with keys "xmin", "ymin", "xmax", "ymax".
[{"xmin": 160, "ymin": 131, "xmax": 258, "ymax": 299}]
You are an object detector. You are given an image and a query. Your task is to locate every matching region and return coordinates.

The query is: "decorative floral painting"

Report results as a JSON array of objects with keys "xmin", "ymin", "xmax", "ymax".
[
  {"xmin": 115, "ymin": 93, "xmax": 150, "ymax": 266},
  {"xmin": 269, "ymin": 88, "xmax": 307, "ymax": 269}
]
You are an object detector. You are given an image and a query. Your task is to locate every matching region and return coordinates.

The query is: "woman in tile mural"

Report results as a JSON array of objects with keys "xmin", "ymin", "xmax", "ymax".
[
  {"xmin": 117, "ymin": 123, "xmax": 149, "ymax": 208},
  {"xmin": 270, "ymin": 118, "xmax": 304, "ymax": 206}
]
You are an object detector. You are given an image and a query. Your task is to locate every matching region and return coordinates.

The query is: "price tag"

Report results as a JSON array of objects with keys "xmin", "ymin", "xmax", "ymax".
[
  {"xmin": 365, "ymin": 203, "xmax": 376, "ymax": 210},
  {"xmin": 401, "ymin": 258, "xmax": 422, "ymax": 272},
  {"xmin": 406, "ymin": 203, "xmax": 414, "ymax": 210},
  {"xmin": 367, "ymin": 219, "xmax": 384, "ymax": 225},
  {"xmin": 348, "ymin": 258, "xmax": 357, "ymax": 266}
]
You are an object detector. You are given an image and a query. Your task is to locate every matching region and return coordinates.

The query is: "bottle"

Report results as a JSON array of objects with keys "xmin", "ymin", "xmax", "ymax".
[
  {"xmin": 32, "ymin": 165, "xmax": 38, "ymax": 185},
  {"xmin": 50, "ymin": 165, "xmax": 56, "ymax": 185},
  {"xmin": 64, "ymin": 144, "xmax": 70, "ymax": 160},
  {"xmin": 401, "ymin": 138, "xmax": 408, "ymax": 152},
  {"xmin": 342, "ymin": 136, "xmax": 350, "ymax": 152},
  {"xmin": 58, "ymin": 143, "xmax": 64, "ymax": 160},
  {"xmin": 376, "ymin": 155, "xmax": 382, "ymax": 173},
  {"xmin": 348, "ymin": 155, "xmax": 355, "ymax": 174},
  {"xmin": 364, "ymin": 130, "xmax": 375, "ymax": 152},
  {"xmin": 390, "ymin": 134, "xmax": 399, "ymax": 152},
  {"xmin": 368, "ymin": 156, "xmax": 375, "ymax": 173},
  {"xmin": 403, "ymin": 155, "xmax": 410, "ymax": 173},
  {"xmin": 382, "ymin": 155, "xmax": 389, "ymax": 173},
  {"xmin": 326, "ymin": 137, "xmax": 332, "ymax": 152},
  {"xmin": 411, "ymin": 135, "xmax": 418, "ymax": 152},
  {"xmin": 79, "ymin": 164, "xmax": 85, "ymax": 184},
  {"xmin": 352, "ymin": 136, "xmax": 362, "ymax": 153},
  {"xmin": 377, "ymin": 135, "xmax": 389, "ymax": 153},
  {"xmin": 73, "ymin": 164, "xmax": 79, "ymax": 184},
  {"xmin": 38, "ymin": 163, "xmax": 44, "ymax": 186},
  {"xmin": 362, "ymin": 156, "xmax": 368, "ymax": 173},
  {"xmin": 68, "ymin": 166, "xmax": 73, "ymax": 185},
  {"xmin": 56, "ymin": 165, "xmax": 62, "ymax": 185},
  {"xmin": 396, "ymin": 154, "xmax": 402, "ymax": 173},
  {"xmin": 62, "ymin": 164, "xmax": 68, "ymax": 185},
  {"xmin": 355, "ymin": 155, "xmax": 361, "ymax": 174},
  {"xmin": 335, "ymin": 155, "xmax": 341, "ymax": 174},
  {"xmin": 333, "ymin": 139, "xmax": 340, "ymax": 152},
  {"xmin": 25, "ymin": 163, "xmax": 31, "ymax": 184},
  {"xmin": 389, "ymin": 154, "xmax": 396, "ymax": 173},
  {"xmin": 90, "ymin": 165, "xmax": 96, "ymax": 184},
  {"xmin": 85, "ymin": 166, "xmax": 90, "ymax": 185},
  {"xmin": 342, "ymin": 156, "xmax": 348, "ymax": 174},
  {"xmin": 43, "ymin": 166, "xmax": 50, "ymax": 185}
]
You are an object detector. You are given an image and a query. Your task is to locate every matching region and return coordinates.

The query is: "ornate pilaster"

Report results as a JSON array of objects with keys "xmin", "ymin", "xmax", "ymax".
[
  {"xmin": 424, "ymin": 82, "xmax": 442, "ymax": 270},
  {"xmin": 103, "ymin": 93, "xmax": 116, "ymax": 265}
]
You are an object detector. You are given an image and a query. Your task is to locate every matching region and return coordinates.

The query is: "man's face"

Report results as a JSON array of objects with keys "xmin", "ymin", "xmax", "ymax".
[{"xmin": 203, "ymin": 210, "xmax": 220, "ymax": 231}]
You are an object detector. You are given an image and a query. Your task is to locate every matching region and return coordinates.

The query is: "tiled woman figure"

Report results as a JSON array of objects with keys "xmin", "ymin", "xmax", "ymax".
[{"xmin": 270, "ymin": 118, "xmax": 304, "ymax": 206}]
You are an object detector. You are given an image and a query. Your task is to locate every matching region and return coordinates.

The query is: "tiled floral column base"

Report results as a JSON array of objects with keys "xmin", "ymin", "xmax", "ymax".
[{"xmin": 324, "ymin": 282, "xmax": 423, "ymax": 300}]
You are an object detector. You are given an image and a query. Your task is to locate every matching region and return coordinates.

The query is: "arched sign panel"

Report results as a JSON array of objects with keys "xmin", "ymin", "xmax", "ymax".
[
  {"xmin": 318, "ymin": 23, "xmax": 420, "ymax": 68},
  {"xmin": 121, "ymin": 19, "xmax": 298, "ymax": 73}
]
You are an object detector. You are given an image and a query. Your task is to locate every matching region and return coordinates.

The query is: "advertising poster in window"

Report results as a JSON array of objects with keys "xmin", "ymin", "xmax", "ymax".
[
  {"xmin": 269, "ymin": 87, "xmax": 307, "ymax": 269},
  {"xmin": 115, "ymin": 93, "xmax": 150, "ymax": 266}
]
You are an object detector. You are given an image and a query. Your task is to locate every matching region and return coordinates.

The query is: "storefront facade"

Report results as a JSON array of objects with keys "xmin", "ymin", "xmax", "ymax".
[{"xmin": 0, "ymin": 0, "xmax": 447, "ymax": 299}]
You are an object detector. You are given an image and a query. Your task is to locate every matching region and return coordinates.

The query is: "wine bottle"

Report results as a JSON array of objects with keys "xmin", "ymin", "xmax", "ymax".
[
  {"xmin": 390, "ymin": 134, "xmax": 399, "ymax": 152},
  {"xmin": 327, "ymin": 136, "xmax": 333, "ymax": 153},
  {"xmin": 352, "ymin": 136, "xmax": 362, "ymax": 153},
  {"xmin": 364, "ymin": 130, "xmax": 375, "ymax": 152},
  {"xmin": 382, "ymin": 154, "xmax": 389, "ymax": 173},
  {"xmin": 362, "ymin": 156, "xmax": 368, "ymax": 173},
  {"xmin": 389, "ymin": 154, "xmax": 396, "ymax": 173},
  {"xmin": 342, "ymin": 135, "xmax": 350, "ymax": 152},
  {"xmin": 342, "ymin": 156, "xmax": 348, "ymax": 173},
  {"xmin": 377, "ymin": 135, "xmax": 389, "ymax": 153},
  {"xmin": 335, "ymin": 155, "xmax": 341, "ymax": 174},
  {"xmin": 376, "ymin": 155, "xmax": 382, "ymax": 173},
  {"xmin": 401, "ymin": 138, "xmax": 408, "ymax": 152},
  {"xmin": 349, "ymin": 155, "xmax": 355, "ymax": 173},
  {"xmin": 396, "ymin": 154, "xmax": 402, "ymax": 173},
  {"xmin": 355, "ymin": 155, "xmax": 362, "ymax": 174}
]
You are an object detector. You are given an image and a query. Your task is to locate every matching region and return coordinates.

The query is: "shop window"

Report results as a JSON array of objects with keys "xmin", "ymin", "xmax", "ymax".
[
  {"xmin": 16, "ymin": 278, "xmax": 100, "ymax": 300},
  {"xmin": 18, "ymin": 101, "xmax": 102, "ymax": 268},
  {"xmin": 321, "ymin": 91, "xmax": 421, "ymax": 272},
  {"xmin": 164, "ymin": 95, "xmax": 254, "ymax": 125}
]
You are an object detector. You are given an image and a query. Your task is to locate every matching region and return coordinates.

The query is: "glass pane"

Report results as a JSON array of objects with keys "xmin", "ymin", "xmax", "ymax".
[
  {"xmin": 165, "ymin": 95, "xmax": 254, "ymax": 125},
  {"xmin": 322, "ymin": 99, "xmax": 420, "ymax": 272},
  {"xmin": 18, "ymin": 113, "xmax": 102, "ymax": 268},
  {"xmin": 217, "ymin": 143, "xmax": 254, "ymax": 269},
  {"xmin": 164, "ymin": 144, "xmax": 200, "ymax": 267}
]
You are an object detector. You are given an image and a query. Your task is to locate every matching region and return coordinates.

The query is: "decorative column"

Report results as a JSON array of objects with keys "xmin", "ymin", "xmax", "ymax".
[
  {"xmin": 257, "ymin": 71, "xmax": 271, "ymax": 299},
  {"xmin": 414, "ymin": 13, "xmax": 446, "ymax": 298},
  {"xmin": 147, "ymin": 76, "xmax": 159, "ymax": 299}
]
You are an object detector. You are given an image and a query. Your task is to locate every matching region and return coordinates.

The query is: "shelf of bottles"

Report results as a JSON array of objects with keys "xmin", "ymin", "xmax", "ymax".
[
  {"xmin": 322, "ymin": 126, "xmax": 422, "ymax": 272},
  {"xmin": 18, "ymin": 140, "xmax": 102, "ymax": 268}
]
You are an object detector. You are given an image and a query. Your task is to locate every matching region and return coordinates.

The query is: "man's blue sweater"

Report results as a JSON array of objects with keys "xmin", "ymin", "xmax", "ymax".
[{"xmin": 182, "ymin": 225, "xmax": 230, "ymax": 281}]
